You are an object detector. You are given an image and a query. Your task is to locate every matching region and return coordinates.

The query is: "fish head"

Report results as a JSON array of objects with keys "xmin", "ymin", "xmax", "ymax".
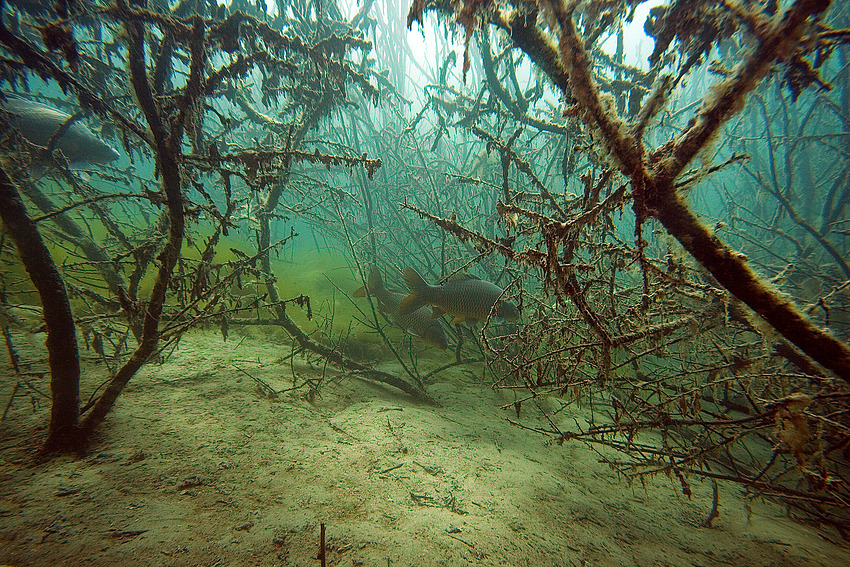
[
  {"xmin": 496, "ymin": 300, "xmax": 520, "ymax": 321},
  {"xmin": 422, "ymin": 322, "xmax": 449, "ymax": 349}
]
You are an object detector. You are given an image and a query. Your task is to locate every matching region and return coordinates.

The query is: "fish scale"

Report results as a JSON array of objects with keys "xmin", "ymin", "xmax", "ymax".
[{"xmin": 400, "ymin": 267, "xmax": 519, "ymax": 324}]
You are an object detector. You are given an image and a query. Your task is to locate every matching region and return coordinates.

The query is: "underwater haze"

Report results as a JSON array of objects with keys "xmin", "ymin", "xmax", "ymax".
[{"xmin": 1, "ymin": 0, "xmax": 849, "ymax": 565}]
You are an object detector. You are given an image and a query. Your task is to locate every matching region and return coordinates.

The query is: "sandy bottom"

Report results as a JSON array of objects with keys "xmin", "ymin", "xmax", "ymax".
[{"xmin": 1, "ymin": 328, "xmax": 848, "ymax": 566}]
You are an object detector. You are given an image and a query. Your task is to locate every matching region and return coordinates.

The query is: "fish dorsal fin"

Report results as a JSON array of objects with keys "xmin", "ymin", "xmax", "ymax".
[
  {"xmin": 403, "ymin": 266, "xmax": 428, "ymax": 291},
  {"xmin": 367, "ymin": 265, "xmax": 384, "ymax": 292},
  {"xmin": 355, "ymin": 265, "xmax": 384, "ymax": 298}
]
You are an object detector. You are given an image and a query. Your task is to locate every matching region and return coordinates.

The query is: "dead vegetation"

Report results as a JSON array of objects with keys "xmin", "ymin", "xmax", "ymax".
[
  {"xmin": 401, "ymin": 0, "xmax": 850, "ymax": 536},
  {"xmin": 0, "ymin": 0, "xmax": 848, "ymax": 539},
  {"xmin": 0, "ymin": 0, "xmax": 433, "ymax": 457}
]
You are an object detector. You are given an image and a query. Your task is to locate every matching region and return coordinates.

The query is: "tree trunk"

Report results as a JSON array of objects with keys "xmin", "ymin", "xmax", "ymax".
[
  {"xmin": 650, "ymin": 188, "xmax": 850, "ymax": 383},
  {"xmin": 0, "ymin": 165, "xmax": 82, "ymax": 453},
  {"xmin": 77, "ymin": 9, "xmax": 190, "ymax": 437}
]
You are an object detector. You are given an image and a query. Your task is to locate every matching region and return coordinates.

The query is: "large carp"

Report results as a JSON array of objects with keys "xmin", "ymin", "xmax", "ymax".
[{"xmin": 399, "ymin": 267, "xmax": 520, "ymax": 325}]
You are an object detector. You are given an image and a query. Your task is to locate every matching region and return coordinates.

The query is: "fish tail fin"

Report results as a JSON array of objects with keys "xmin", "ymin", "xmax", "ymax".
[{"xmin": 399, "ymin": 267, "xmax": 428, "ymax": 315}]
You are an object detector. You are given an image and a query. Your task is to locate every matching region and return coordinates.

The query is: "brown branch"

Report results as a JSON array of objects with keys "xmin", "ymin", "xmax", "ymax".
[
  {"xmin": 0, "ymin": 165, "xmax": 81, "ymax": 453},
  {"xmin": 540, "ymin": 0, "xmax": 849, "ymax": 383},
  {"xmin": 401, "ymin": 202, "xmax": 518, "ymax": 261},
  {"xmin": 78, "ymin": 3, "xmax": 190, "ymax": 438},
  {"xmin": 543, "ymin": 0, "xmax": 644, "ymax": 180},
  {"xmin": 661, "ymin": 0, "xmax": 831, "ymax": 185},
  {"xmin": 185, "ymin": 149, "xmax": 382, "ymax": 181},
  {"xmin": 651, "ymin": 195, "xmax": 850, "ymax": 383}
]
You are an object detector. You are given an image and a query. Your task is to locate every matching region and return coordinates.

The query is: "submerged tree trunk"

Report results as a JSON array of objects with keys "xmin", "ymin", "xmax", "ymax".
[
  {"xmin": 77, "ymin": 9, "xmax": 192, "ymax": 438},
  {"xmin": 0, "ymin": 165, "xmax": 81, "ymax": 453},
  {"xmin": 650, "ymin": 189, "xmax": 850, "ymax": 382}
]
